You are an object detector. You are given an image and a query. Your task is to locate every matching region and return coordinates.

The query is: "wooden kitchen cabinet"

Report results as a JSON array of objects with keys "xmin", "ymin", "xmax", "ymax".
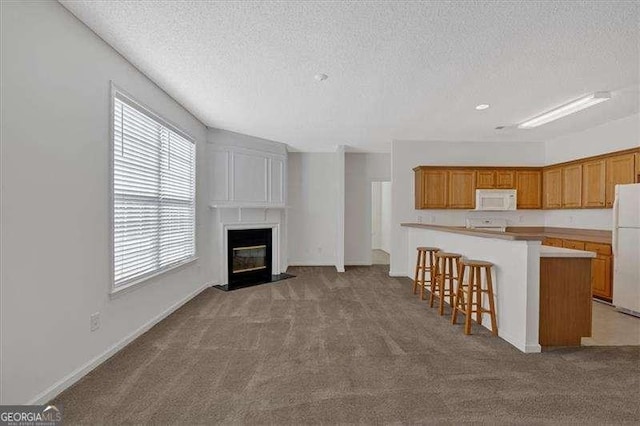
[
  {"xmin": 414, "ymin": 147, "xmax": 638, "ymax": 210},
  {"xmin": 562, "ymin": 239, "xmax": 585, "ymax": 250},
  {"xmin": 543, "ymin": 237, "xmax": 564, "ymax": 247},
  {"xmin": 476, "ymin": 170, "xmax": 496, "ymax": 189},
  {"xmin": 590, "ymin": 255, "xmax": 612, "ymax": 300},
  {"xmin": 542, "ymin": 237, "xmax": 613, "ymax": 301},
  {"xmin": 582, "ymin": 159, "xmax": 606, "ymax": 208},
  {"xmin": 415, "ymin": 168, "xmax": 448, "ymax": 209},
  {"xmin": 585, "ymin": 242, "xmax": 613, "ymax": 301},
  {"xmin": 562, "ymin": 164, "xmax": 582, "ymax": 208},
  {"xmin": 515, "ymin": 170, "xmax": 542, "ymax": 209},
  {"xmin": 475, "ymin": 169, "xmax": 515, "ymax": 189},
  {"xmin": 539, "ymin": 257, "xmax": 592, "ymax": 346},
  {"xmin": 543, "ymin": 168, "xmax": 563, "ymax": 209},
  {"xmin": 448, "ymin": 170, "xmax": 476, "ymax": 209},
  {"xmin": 496, "ymin": 170, "xmax": 515, "ymax": 188},
  {"xmin": 605, "ymin": 153, "xmax": 636, "ymax": 207}
]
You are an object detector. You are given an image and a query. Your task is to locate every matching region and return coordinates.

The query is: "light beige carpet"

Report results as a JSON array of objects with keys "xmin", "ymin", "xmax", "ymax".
[{"xmin": 53, "ymin": 266, "xmax": 640, "ymax": 424}]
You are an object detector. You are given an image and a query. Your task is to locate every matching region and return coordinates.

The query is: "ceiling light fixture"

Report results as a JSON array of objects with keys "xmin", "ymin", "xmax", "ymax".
[
  {"xmin": 518, "ymin": 91, "xmax": 611, "ymax": 129},
  {"xmin": 314, "ymin": 73, "xmax": 328, "ymax": 82},
  {"xmin": 475, "ymin": 104, "xmax": 490, "ymax": 110}
]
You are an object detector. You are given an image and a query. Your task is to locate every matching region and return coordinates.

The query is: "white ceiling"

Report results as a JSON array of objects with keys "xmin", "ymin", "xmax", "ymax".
[{"xmin": 60, "ymin": 0, "xmax": 639, "ymax": 152}]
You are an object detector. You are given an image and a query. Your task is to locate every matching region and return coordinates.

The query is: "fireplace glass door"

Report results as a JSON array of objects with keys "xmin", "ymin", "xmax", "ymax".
[{"xmin": 232, "ymin": 245, "xmax": 267, "ymax": 273}]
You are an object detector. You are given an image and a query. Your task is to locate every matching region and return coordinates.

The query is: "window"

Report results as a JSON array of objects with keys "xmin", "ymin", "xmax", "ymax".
[{"xmin": 112, "ymin": 89, "xmax": 196, "ymax": 291}]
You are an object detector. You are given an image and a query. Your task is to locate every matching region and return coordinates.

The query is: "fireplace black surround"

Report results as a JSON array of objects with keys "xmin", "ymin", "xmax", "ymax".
[
  {"xmin": 212, "ymin": 227, "xmax": 295, "ymax": 292},
  {"xmin": 228, "ymin": 228, "xmax": 272, "ymax": 287}
]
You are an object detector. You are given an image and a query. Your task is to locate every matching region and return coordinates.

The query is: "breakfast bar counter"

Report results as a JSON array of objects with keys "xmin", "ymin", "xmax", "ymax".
[{"xmin": 401, "ymin": 223, "xmax": 595, "ymax": 352}]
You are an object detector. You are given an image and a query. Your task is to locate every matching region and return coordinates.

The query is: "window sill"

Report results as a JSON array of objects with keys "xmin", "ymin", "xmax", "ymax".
[{"xmin": 109, "ymin": 256, "xmax": 199, "ymax": 299}]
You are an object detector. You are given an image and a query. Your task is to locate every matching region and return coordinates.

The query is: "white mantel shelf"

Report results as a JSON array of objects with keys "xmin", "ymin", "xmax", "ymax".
[{"xmin": 209, "ymin": 204, "xmax": 288, "ymax": 209}]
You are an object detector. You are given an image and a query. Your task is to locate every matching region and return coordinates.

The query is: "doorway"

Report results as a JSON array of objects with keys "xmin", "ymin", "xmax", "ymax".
[{"xmin": 371, "ymin": 181, "xmax": 391, "ymax": 265}]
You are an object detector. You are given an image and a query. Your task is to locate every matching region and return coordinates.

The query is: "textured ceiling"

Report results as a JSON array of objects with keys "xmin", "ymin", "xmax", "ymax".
[{"xmin": 60, "ymin": 0, "xmax": 639, "ymax": 152}]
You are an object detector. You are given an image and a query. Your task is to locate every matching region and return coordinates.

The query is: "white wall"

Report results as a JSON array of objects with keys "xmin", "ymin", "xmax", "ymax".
[
  {"xmin": 544, "ymin": 113, "xmax": 639, "ymax": 165},
  {"xmin": 372, "ymin": 182, "xmax": 383, "ymax": 250},
  {"xmin": 390, "ymin": 140, "xmax": 546, "ymax": 276},
  {"xmin": 335, "ymin": 146, "xmax": 346, "ymax": 272},
  {"xmin": 207, "ymin": 130, "xmax": 287, "ymax": 208},
  {"xmin": 287, "ymin": 153, "xmax": 338, "ymax": 265},
  {"xmin": 543, "ymin": 113, "xmax": 640, "ymax": 230},
  {"xmin": 1, "ymin": 1, "xmax": 213, "ymax": 404},
  {"xmin": 344, "ymin": 153, "xmax": 391, "ymax": 265},
  {"xmin": 380, "ymin": 182, "xmax": 392, "ymax": 253},
  {"xmin": 372, "ymin": 181, "xmax": 392, "ymax": 254}
]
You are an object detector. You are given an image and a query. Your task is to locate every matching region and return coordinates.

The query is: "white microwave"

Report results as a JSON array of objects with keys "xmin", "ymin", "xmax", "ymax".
[{"xmin": 475, "ymin": 189, "xmax": 517, "ymax": 211}]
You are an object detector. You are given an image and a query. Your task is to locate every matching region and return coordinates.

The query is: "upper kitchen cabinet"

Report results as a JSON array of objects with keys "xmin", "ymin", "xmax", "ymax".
[
  {"xmin": 515, "ymin": 170, "xmax": 542, "ymax": 209},
  {"xmin": 448, "ymin": 170, "xmax": 476, "ymax": 209},
  {"xmin": 496, "ymin": 170, "xmax": 516, "ymax": 188},
  {"xmin": 605, "ymin": 153, "xmax": 636, "ymax": 207},
  {"xmin": 414, "ymin": 168, "xmax": 448, "ymax": 209},
  {"xmin": 476, "ymin": 169, "xmax": 515, "ymax": 189},
  {"xmin": 543, "ymin": 167, "xmax": 563, "ymax": 209},
  {"xmin": 476, "ymin": 170, "xmax": 496, "ymax": 189},
  {"xmin": 582, "ymin": 159, "xmax": 606, "ymax": 208},
  {"xmin": 413, "ymin": 148, "xmax": 638, "ymax": 210},
  {"xmin": 562, "ymin": 164, "xmax": 582, "ymax": 208}
]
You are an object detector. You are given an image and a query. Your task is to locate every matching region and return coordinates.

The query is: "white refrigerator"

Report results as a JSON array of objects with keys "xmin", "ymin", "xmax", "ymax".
[{"xmin": 612, "ymin": 183, "xmax": 640, "ymax": 317}]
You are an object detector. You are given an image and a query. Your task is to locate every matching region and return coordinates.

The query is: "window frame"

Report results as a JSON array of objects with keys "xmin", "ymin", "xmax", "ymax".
[{"xmin": 109, "ymin": 83, "xmax": 197, "ymax": 296}]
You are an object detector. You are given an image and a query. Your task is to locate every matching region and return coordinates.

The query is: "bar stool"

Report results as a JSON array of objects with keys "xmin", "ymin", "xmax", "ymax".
[
  {"xmin": 413, "ymin": 247, "xmax": 440, "ymax": 300},
  {"xmin": 452, "ymin": 259, "xmax": 498, "ymax": 336},
  {"xmin": 431, "ymin": 252, "xmax": 462, "ymax": 315}
]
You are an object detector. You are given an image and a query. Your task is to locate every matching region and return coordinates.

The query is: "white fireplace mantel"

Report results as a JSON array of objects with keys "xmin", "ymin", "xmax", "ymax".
[{"xmin": 209, "ymin": 204, "xmax": 287, "ymax": 209}]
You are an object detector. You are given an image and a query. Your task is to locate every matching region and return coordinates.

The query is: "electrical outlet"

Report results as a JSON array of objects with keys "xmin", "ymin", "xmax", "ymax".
[
  {"xmin": 90, "ymin": 312, "xmax": 100, "ymax": 332},
  {"xmin": 430, "ymin": 215, "xmax": 436, "ymax": 223},
  {"xmin": 519, "ymin": 215, "xmax": 524, "ymax": 223},
  {"xmin": 417, "ymin": 215, "xmax": 423, "ymax": 223},
  {"xmin": 569, "ymin": 215, "xmax": 575, "ymax": 224}
]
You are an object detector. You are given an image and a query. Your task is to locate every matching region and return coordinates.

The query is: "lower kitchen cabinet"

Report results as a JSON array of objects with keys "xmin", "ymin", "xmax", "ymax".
[
  {"xmin": 585, "ymin": 242, "xmax": 613, "ymax": 301},
  {"xmin": 590, "ymin": 255, "xmax": 612, "ymax": 301},
  {"xmin": 543, "ymin": 237, "xmax": 563, "ymax": 247},
  {"xmin": 543, "ymin": 238, "xmax": 613, "ymax": 301}
]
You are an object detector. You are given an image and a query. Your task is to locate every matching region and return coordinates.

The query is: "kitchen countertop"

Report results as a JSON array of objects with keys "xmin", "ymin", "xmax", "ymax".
[
  {"xmin": 539, "ymin": 246, "xmax": 596, "ymax": 258},
  {"xmin": 401, "ymin": 224, "xmax": 612, "ymax": 245},
  {"xmin": 506, "ymin": 226, "xmax": 612, "ymax": 244},
  {"xmin": 401, "ymin": 223, "xmax": 546, "ymax": 241}
]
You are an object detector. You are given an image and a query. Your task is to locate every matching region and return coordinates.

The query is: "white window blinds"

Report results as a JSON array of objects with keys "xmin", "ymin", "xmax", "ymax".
[{"xmin": 112, "ymin": 91, "xmax": 196, "ymax": 289}]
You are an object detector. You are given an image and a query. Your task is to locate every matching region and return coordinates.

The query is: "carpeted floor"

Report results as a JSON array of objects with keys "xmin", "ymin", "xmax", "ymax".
[{"xmin": 53, "ymin": 266, "xmax": 640, "ymax": 424}]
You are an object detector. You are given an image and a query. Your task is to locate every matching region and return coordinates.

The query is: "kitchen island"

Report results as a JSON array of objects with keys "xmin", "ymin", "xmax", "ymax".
[{"xmin": 401, "ymin": 223, "xmax": 596, "ymax": 353}]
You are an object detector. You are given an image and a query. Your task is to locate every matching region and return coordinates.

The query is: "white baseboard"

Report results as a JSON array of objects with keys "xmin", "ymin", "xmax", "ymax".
[
  {"xmin": 389, "ymin": 270, "xmax": 407, "ymax": 277},
  {"xmin": 345, "ymin": 261, "xmax": 372, "ymax": 266},
  {"xmin": 287, "ymin": 261, "xmax": 336, "ymax": 266},
  {"xmin": 28, "ymin": 281, "xmax": 212, "ymax": 405},
  {"xmin": 335, "ymin": 265, "xmax": 345, "ymax": 273}
]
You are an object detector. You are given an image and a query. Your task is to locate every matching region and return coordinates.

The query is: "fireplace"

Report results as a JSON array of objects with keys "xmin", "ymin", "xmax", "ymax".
[{"xmin": 227, "ymin": 228, "xmax": 272, "ymax": 288}]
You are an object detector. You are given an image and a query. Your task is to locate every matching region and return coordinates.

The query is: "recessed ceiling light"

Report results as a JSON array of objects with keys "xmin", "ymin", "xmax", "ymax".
[
  {"xmin": 475, "ymin": 104, "xmax": 490, "ymax": 110},
  {"xmin": 314, "ymin": 73, "xmax": 328, "ymax": 82},
  {"xmin": 518, "ymin": 91, "xmax": 611, "ymax": 129}
]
